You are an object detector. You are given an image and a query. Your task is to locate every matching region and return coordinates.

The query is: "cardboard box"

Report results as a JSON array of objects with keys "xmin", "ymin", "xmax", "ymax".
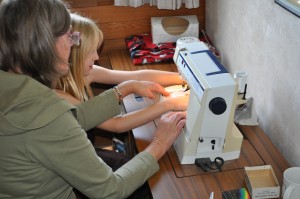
[
  {"xmin": 245, "ymin": 165, "xmax": 280, "ymax": 199},
  {"xmin": 151, "ymin": 15, "xmax": 199, "ymax": 44}
]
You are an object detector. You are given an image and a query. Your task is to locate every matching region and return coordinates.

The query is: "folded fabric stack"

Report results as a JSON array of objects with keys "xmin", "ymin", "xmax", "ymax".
[
  {"xmin": 125, "ymin": 31, "xmax": 220, "ymax": 65},
  {"xmin": 125, "ymin": 34, "xmax": 176, "ymax": 65}
]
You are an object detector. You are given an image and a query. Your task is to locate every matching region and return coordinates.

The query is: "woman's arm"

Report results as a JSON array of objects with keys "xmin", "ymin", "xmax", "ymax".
[
  {"xmin": 30, "ymin": 105, "xmax": 185, "ymax": 198},
  {"xmin": 54, "ymin": 89, "xmax": 81, "ymax": 105},
  {"xmin": 29, "ymin": 109, "xmax": 159, "ymax": 199},
  {"xmin": 87, "ymin": 65, "xmax": 184, "ymax": 87},
  {"xmin": 55, "ymin": 79, "xmax": 170, "ymax": 104}
]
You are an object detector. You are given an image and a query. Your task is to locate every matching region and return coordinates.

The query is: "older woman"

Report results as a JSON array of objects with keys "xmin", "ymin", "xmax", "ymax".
[{"xmin": 0, "ymin": 0, "xmax": 186, "ymax": 198}]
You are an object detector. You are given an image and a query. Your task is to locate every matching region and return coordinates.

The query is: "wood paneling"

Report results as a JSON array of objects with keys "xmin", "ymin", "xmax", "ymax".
[
  {"xmin": 69, "ymin": 1, "xmax": 205, "ymax": 69},
  {"xmin": 71, "ymin": 2, "xmax": 205, "ymax": 40},
  {"xmin": 65, "ymin": 0, "xmax": 113, "ymax": 8},
  {"xmin": 65, "ymin": 0, "xmax": 97, "ymax": 8}
]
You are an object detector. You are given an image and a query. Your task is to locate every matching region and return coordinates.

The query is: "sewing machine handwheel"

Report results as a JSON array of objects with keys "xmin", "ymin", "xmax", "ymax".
[{"xmin": 209, "ymin": 97, "xmax": 227, "ymax": 115}]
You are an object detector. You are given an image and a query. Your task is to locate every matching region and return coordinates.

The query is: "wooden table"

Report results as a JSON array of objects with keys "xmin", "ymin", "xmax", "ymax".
[{"xmin": 109, "ymin": 49, "xmax": 290, "ymax": 199}]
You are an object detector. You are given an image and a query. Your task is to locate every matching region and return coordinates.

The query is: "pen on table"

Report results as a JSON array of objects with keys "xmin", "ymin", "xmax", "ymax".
[
  {"xmin": 134, "ymin": 95, "xmax": 142, "ymax": 99},
  {"xmin": 209, "ymin": 192, "xmax": 214, "ymax": 199}
]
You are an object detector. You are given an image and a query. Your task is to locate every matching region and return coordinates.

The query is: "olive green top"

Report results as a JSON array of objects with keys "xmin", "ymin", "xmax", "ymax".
[{"xmin": 0, "ymin": 70, "xmax": 159, "ymax": 199}]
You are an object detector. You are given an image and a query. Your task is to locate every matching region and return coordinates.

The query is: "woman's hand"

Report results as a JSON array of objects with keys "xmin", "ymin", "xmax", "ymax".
[
  {"xmin": 145, "ymin": 111, "xmax": 186, "ymax": 160},
  {"xmin": 117, "ymin": 80, "xmax": 170, "ymax": 99}
]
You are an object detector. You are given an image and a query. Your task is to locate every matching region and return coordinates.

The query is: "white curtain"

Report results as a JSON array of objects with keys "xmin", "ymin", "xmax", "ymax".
[{"xmin": 114, "ymin": 0, "xmax": 200, "ymax": 9}]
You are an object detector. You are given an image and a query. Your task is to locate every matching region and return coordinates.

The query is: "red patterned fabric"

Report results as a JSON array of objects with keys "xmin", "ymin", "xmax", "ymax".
[
  {"xmin": 125, "ymin": 34, "xmax": 175, "ymax": 65},
  {"xmin": 125, "ymin": 31, "xmax": 220, "ymax": 65}
]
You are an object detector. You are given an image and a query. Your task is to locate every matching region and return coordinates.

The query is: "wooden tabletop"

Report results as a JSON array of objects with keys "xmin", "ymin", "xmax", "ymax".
[{"xmin": 109, "ymin": 49, "xmax": 290, "ymax": 199}]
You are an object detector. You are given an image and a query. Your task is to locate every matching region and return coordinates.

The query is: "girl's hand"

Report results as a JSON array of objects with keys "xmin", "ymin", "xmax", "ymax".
[{"xmin": 162, "ymin": 93, "xmax": 189, "ymax": 111}]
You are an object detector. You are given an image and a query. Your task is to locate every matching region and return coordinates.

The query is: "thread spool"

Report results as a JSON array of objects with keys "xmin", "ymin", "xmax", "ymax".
[{"xmin": 234, "ymin": 72, "xmax": 248, "ymax": 94}]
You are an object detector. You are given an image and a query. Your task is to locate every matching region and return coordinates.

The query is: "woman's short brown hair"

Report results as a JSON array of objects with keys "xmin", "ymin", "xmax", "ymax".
[{"xmin": 0, "ymin": 0, "xmax": 71, "ymax": 87}]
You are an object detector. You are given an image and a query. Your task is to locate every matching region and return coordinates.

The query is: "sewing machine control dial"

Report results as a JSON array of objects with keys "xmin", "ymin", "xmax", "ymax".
[{"xmin": 209, "ymin": 97, "xmax": 227, "ymax": 115}]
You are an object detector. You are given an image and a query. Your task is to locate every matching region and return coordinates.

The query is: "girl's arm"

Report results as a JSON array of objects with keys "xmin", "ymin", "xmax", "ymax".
[
  {"xmin": 55, "ymin": 89, "xmax": 188, "ymax": 133},
  {"xmin": 87, "ymin": 65, "xmax": 184, "ymax": 87},
  {"xmin": 98, "ymin": 94, "xmax": 188, "ymax": 133}
]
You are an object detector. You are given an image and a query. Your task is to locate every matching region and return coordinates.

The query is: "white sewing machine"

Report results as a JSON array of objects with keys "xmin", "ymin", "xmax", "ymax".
[{"xmin": 173, "ymin": 37, "xmax": 245, "ymax": 164}]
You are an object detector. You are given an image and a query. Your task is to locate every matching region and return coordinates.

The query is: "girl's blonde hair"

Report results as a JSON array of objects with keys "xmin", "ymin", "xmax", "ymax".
[{"xmin": 57, "ymin": 13, "xmax": 103, "ymax": 101}]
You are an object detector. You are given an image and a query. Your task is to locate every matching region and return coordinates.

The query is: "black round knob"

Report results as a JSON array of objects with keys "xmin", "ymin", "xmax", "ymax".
[{"xmin": 209, "ymin": 97, "xmax": 227, "ymax": 115}]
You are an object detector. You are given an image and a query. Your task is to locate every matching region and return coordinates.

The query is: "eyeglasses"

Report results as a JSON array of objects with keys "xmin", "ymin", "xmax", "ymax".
[{"xmin": 67, "ymin": 31, "xmax": 81, "ymax": 46}]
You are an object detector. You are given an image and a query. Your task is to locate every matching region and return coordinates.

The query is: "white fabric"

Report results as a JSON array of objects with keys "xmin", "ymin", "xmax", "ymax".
[
  {"xmin": 114, "ymin": 0, "xmax": 200, "ymax": 9},
  {"xmin": 234, "ymin": 97, "xmax": 259, "ymax": 126},
  {"xmin": 157, "ymin": 0, "xmax": 174, "ymax": 10},
  {"xmin": 114, "ymin": 0, "xmax": 144, "ymax": 8},
  {"xmin": 184, "ymin": 0, "xmax": 199, "ymax": 9}
]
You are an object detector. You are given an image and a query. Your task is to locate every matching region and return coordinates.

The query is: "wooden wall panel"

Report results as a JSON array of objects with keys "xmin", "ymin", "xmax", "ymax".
[
  {"xmin": 72, "ymin": 4, "xmax": 205, "ymax": 23},
  {"xmin": 98, "ymin": 16, "xmax": 204, "ymax": 40},
  {"xmin": 69, "ymin": 0, "xmax": 206, "ymax": 68},
  {"xmin": 71, "ymin": 2, "xmax": 206, "ymax": 39},
  {"xmin": 65, "ymin": 0, "xmax": 97, "ymax": 8},
  {"xmin": 65, "ymin": 0, "xmax": 113, "ymax": 7}
]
